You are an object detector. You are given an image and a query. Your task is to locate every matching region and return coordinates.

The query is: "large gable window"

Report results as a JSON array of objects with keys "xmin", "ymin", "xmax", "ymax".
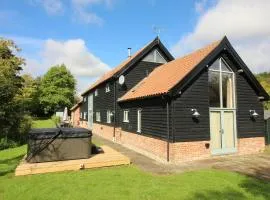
[
  {"xmin": 142, "ymin": 48, "xmax": 167, "ymax": 63},
  {"xmin": 209, "ymin": 58, "xmax": 235, "ymax": 109}
]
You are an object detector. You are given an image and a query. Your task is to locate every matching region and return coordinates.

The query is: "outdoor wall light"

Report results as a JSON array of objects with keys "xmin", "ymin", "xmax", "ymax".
[
  {"xmin": 191, "ymin": 109, "xmax": 200, "ymax": 118},
  {"xmin": 249, "ymin": 110, "xmax": 259, "ymax": 118}
]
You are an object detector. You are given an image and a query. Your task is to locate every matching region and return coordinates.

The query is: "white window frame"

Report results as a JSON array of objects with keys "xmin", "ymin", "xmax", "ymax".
[
  {"xmin": 123, "ymin": 110, "xmax": 129, "ymax": 123},
  {"xmin": 95, "ymin": 89, "xmax": 98, "ymax": 96},
  {"xmin": 96, "ymin": 111, "xmax": 101, "ymax": 122},
  {"xmin": 105, "ymin": 84, "xmax": 110, "ymax": 93},
  {"xmin": 83, "ymin": 97, "xmax": 87, "ymax": 102},
  {"xmin": 137, "ymin": 109, "xmax": 142, "ymax": 133},
  {"xmin": 83, "ymin": 112, "xmax": 87, "ymax": 120},
  {"xmin": 107, "ymin": 110, "xmax": 111, "ymax": 123},
  {"xmin": 80, "ymin": 112, "xmax": 83, "ymax": 119}
]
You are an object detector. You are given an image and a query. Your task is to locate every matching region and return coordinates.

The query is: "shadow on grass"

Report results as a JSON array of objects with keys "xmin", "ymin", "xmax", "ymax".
[
  {"xmin": 0, "ymin": 155, "xmax": 24, "ymax": 176},
  {"xmin": 188, "ymin": 188, "xmax": 246, "ymax": 200},
  {"xmin": 188, "ymin": 176, "xmax": 270, "ymax": 200}
]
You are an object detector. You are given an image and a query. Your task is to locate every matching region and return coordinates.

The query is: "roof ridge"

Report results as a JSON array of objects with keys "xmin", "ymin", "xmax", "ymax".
[{"xmin": 119, "ymin": 38, "xmax": 223, "ymax": 102}]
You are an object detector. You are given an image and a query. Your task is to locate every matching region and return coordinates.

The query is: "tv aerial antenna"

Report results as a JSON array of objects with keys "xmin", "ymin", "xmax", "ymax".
[{"xmin": 152, "ymin": 25, "xmax": 164, "ymax": 37}]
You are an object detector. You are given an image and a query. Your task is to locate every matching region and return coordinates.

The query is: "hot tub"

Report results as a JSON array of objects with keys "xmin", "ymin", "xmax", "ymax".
[{"xmin": 27, "ymin": 128, "xmax": 92, "ymax": 163}]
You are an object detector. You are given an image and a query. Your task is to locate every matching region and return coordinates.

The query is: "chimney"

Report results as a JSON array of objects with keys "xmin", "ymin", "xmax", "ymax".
[{"xmin": 128, "ymin": 48, "xmax": 131, "ymax": 58}]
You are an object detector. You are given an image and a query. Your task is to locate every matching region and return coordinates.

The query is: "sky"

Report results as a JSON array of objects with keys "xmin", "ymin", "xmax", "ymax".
[{"xmin": 1, "ymin": 0, "xmax": 270, "ymax": 94}]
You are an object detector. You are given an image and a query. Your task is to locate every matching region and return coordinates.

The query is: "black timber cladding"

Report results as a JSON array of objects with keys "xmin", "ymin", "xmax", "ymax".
[
  {"xmin": 93, "ymin": 81, "xmax": 115, "ymax": 126},
  {"xmin": 119, "ymin": 97, "xmax": 172, "ymax": 140},
  {"xmin": 80, "ymin": 97, "xmax": 88, "ymax": 121}
]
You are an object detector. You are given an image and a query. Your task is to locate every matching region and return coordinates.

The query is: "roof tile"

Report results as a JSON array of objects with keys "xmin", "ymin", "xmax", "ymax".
[{"xmin": 119, "ymin": 39, "xmax": 221, "ymax": 102}]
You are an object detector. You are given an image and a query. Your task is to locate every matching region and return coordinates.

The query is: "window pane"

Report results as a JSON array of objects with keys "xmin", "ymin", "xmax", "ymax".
[
  {"xmin": 221, "ymin": 59, "xmax": 232, "ymax": 72},
  {"xmin": 222, "ymin": 73, "xmax": 234, "ymax": 108},
  {"xmin": 209, "ymin": 71, "xmax": 220, "ymax": 107},
  {"xmin": 209, "ymin": 59, "xmax": 220, "ymax": 71},
  {"xmin": 155, "ymin": 50, "xmax": 167, "ymax": 63}
]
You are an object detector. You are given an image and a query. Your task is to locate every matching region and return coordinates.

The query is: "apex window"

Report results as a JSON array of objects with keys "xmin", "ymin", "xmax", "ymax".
[
  {"xmin": 95, "ymin": 89, "xmax": 98, "ymax": 96},
  {"xmin": 208, "ymin": 58, "xmax": 235, "ymax": 109}
]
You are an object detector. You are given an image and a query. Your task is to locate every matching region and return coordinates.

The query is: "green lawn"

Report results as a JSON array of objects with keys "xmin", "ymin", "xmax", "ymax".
[
  {"xmin": 0, "ymin": 119, "xmax": 269, "ymax": 200},
  {"xmin": 32, "ymin": 119, "xmax": 56, "ymax": 128}
]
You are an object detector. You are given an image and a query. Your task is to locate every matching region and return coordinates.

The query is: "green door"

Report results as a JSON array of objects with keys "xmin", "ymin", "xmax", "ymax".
[{"xmin": 210, "ymin": 110, "xmax": 237, "ymax": 155}]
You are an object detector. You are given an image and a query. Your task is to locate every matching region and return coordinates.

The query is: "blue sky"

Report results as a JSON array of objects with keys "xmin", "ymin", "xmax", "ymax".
[{"xmin": 1, "ymin": 0, "xmax": 270, "ymax": 93}]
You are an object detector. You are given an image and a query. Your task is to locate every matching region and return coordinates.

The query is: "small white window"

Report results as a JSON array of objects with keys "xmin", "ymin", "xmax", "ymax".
[
  {"xmin": 96, "ymin": 112, "xmax": 101, "ymax": 122},
  {"xmin": 123, "ymin": 110, "xmax": 129, "ymax": 122},
  {"xmin": 107, "ymin": 110, "xmax": 112, "ymax": 123},
  {"xmin": 80, "ymin": 112, "xmax": 83, "ymax": 119},
  {"xmin": 95, "ymin": 89, "xmax": 98, "ymax": 96},
  {"xmin": 137, "ymin": 109, "xmax": 142, "ymax": 133},
  {"xmin": 105, "ymin": 84, "xmax": 110, "ymax": 93},
  {"xmin": 83, "ymin": 97, "xmax": 86, "ymax": 102},
  {"xmin": 83, "ymin": 112, "xmax": 87, "ymax": 120}
]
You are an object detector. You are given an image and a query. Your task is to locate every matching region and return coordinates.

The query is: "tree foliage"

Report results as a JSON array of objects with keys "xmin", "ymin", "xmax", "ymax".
[
  {"xmin": 0, "ymin": 38, "xmax": 31, "ymax": 145},
  {"xmin": 39, "ymin": 64, "xmax": 76, "ymax": 115},
  {"xmin": 256, "ymin": 72, "xmax": 270, "ymax": 110}
]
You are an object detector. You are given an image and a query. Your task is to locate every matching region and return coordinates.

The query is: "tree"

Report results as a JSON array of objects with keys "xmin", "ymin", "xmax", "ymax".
[
  {"xmin": 0, "ymin": 38, "xmax": 31, "ymax": 145},
  {"xmin": 39, "ymin": 64, "xmax": 76, "ymax": 115},
  {"xmin": 16, "ymin": 74, "xmax": 42, "ymax": 116},
  {"xmin": 256, "ymin": 72, "xmax": 270, "ymax": 110}
]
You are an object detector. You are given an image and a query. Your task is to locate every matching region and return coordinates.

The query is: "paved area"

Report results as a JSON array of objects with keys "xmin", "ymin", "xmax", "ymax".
[{"xmin": 93, "ymin": 135, "xmax": 270, "ymax": 180}]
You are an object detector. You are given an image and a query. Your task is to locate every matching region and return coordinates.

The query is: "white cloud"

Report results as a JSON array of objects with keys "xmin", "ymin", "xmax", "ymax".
[
  {"xmin": 195, "ymin": 0, "xmax": 207, "ymax": 14},
  {"xmin": 71, "ymin": 0, "xmax": 115, "ymax": 25},
  {"xmin": 171, "ymin": 0, "xmax": 270, "ymax": 73},
  {"xmin": 6, "ymin": 35, "xmax": 110, "ymax": 93},
  {"xmin": 41, "ymin": 39, "xmax": 110, "ymax": 78},
  {"xmin": 29, "ymin": 0, "xmax": 64, "ymax": 15}
]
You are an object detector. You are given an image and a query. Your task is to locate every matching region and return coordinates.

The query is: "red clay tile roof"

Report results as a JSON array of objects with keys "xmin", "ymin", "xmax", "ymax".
[
  {"xmin": 81, "ymin": 41, "xmax": 152, "ymax": 96},
  {"xmin": 118, "ymin": 39, "xmax": 222, "ymax": 102},
  {"xmin": 70, "ymin": 100, "xmax": 82, "ymax": 111}
]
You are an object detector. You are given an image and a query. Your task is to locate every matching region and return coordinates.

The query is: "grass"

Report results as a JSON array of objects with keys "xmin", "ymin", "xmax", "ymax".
[
  {"xmin": 32, "ymin": 119, "xmax": 56, "ymax": 128},
  {"xmin": 0, "ymin": 119, "xmax": 269, "ymax": 199}
]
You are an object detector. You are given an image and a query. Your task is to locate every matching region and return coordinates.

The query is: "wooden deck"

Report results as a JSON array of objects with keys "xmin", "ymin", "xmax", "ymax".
[{"xmin": 15, "ymin": 145, "xmax": 130, "ymax": 176}]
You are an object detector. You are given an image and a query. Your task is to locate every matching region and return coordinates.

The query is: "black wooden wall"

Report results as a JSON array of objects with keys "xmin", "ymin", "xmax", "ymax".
[
  {"xmin": 172, "ymin": 70, "xmax": 210, "ymax": 142},
  {"xmin": 80, "ymin": 97, "xmax": 88, "ymax": 121},
  {"xmin": 119, "ymin": 97, "xmax": 172, "ymax": 140},
  {"xmin": 116, "ymin": 61, "xmax": 163, "ymax": 125}
]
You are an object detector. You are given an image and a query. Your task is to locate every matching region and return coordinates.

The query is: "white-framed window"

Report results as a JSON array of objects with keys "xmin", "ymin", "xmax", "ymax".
[
  {"xmin": 96, "ymin": 111, "xmax": 101, "ymax": 122},
  {"xmin": 105, "ymin": 84, "xmax": 110, "ymax": 93},
  {"xmin": 83, "ymin": 97, "xmax": 87, "ymax": 102},
  {"xmin": 83, "ymin": 112, "xmax": 87, "ymax": 120},
  {"xmin": 107, "ymin": 110, "xmax": 112, "ymax": 123},
  {"xmin": 80, "ymin": 112, "xmax": 83, "ymax": 119},
  {"xmin": 95, "ymin": 89, "xmax": 98, "ymax": 96},
  {"xmin": 123, "ymin": 110, "xmax": 129, "ymax": 122},
  {"xmin": 137, "ymin": 109, "xmax": 142, "ymax": 133}
]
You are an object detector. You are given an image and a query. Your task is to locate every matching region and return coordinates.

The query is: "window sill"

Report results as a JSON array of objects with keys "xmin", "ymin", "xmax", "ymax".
[{"xmin": 123, "ymin": 121, "xmax": 129, "ymax": 123}]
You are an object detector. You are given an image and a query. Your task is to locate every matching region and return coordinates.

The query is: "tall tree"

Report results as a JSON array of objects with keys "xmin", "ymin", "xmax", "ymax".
[
  {"xmin": 0, "ymin": 38, "xmax": 28, "ymax": 142},
  {"xmin": 39, "ymin": 64, "xmax": 76, "ymax": 115}
]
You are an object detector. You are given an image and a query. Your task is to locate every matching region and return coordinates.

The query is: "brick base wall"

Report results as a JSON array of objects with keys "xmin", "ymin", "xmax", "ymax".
[
  {"xmin": 92, "ymin": 123, "xmax": 115, "ymax": 141},
  {"xmin": 79, "ymin": 121, "xmax": 88, "ymax": 129},
  {"xmin": 238, "ymin": 137, "xmax": 265, "ymax": 155},
  {"xmin": 88, "ymin": 123, "xmax": 265, "ymax": 163},
  {"xmin": 170, "ymin": 141, "xmax": 211, "ymax": 163}
]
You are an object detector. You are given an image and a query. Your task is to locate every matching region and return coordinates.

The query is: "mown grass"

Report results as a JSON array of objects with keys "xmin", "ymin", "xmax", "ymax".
[
  {"xmin": 0, "ymin": 120, "xmax": 269, "ymax": 200},
  {"xmin": 32, "ymin": 119, "xmax": 56, "ymax": 128}
]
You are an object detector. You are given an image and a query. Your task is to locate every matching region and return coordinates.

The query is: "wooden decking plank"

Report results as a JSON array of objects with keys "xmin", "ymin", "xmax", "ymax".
[{"xmin": 15, "ymin": 145, "xmax": 130, "ymax": 176}]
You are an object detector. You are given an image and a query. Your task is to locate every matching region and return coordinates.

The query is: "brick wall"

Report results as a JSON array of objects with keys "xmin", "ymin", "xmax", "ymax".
[
  {"xmin": 85, "ymin": 123, "xmax": 266, "ymax": 163},
  {"xmin": 238, "ymin": 137, "xmax": 265, "ymax": 155},
  {"xmin": 170, "ymin": 141, "xmax": 211, "ymax": 163},
  {"xmin": 79, "ymin": 121, "xmax": 88, "ymax": 129},
  {"xmin": 92, "ymin": 123, "xmax": 115, "ymax": 141},
  {"xmin": 71, "ymin": 107, "xmax": 81, "ymax": 127}
]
